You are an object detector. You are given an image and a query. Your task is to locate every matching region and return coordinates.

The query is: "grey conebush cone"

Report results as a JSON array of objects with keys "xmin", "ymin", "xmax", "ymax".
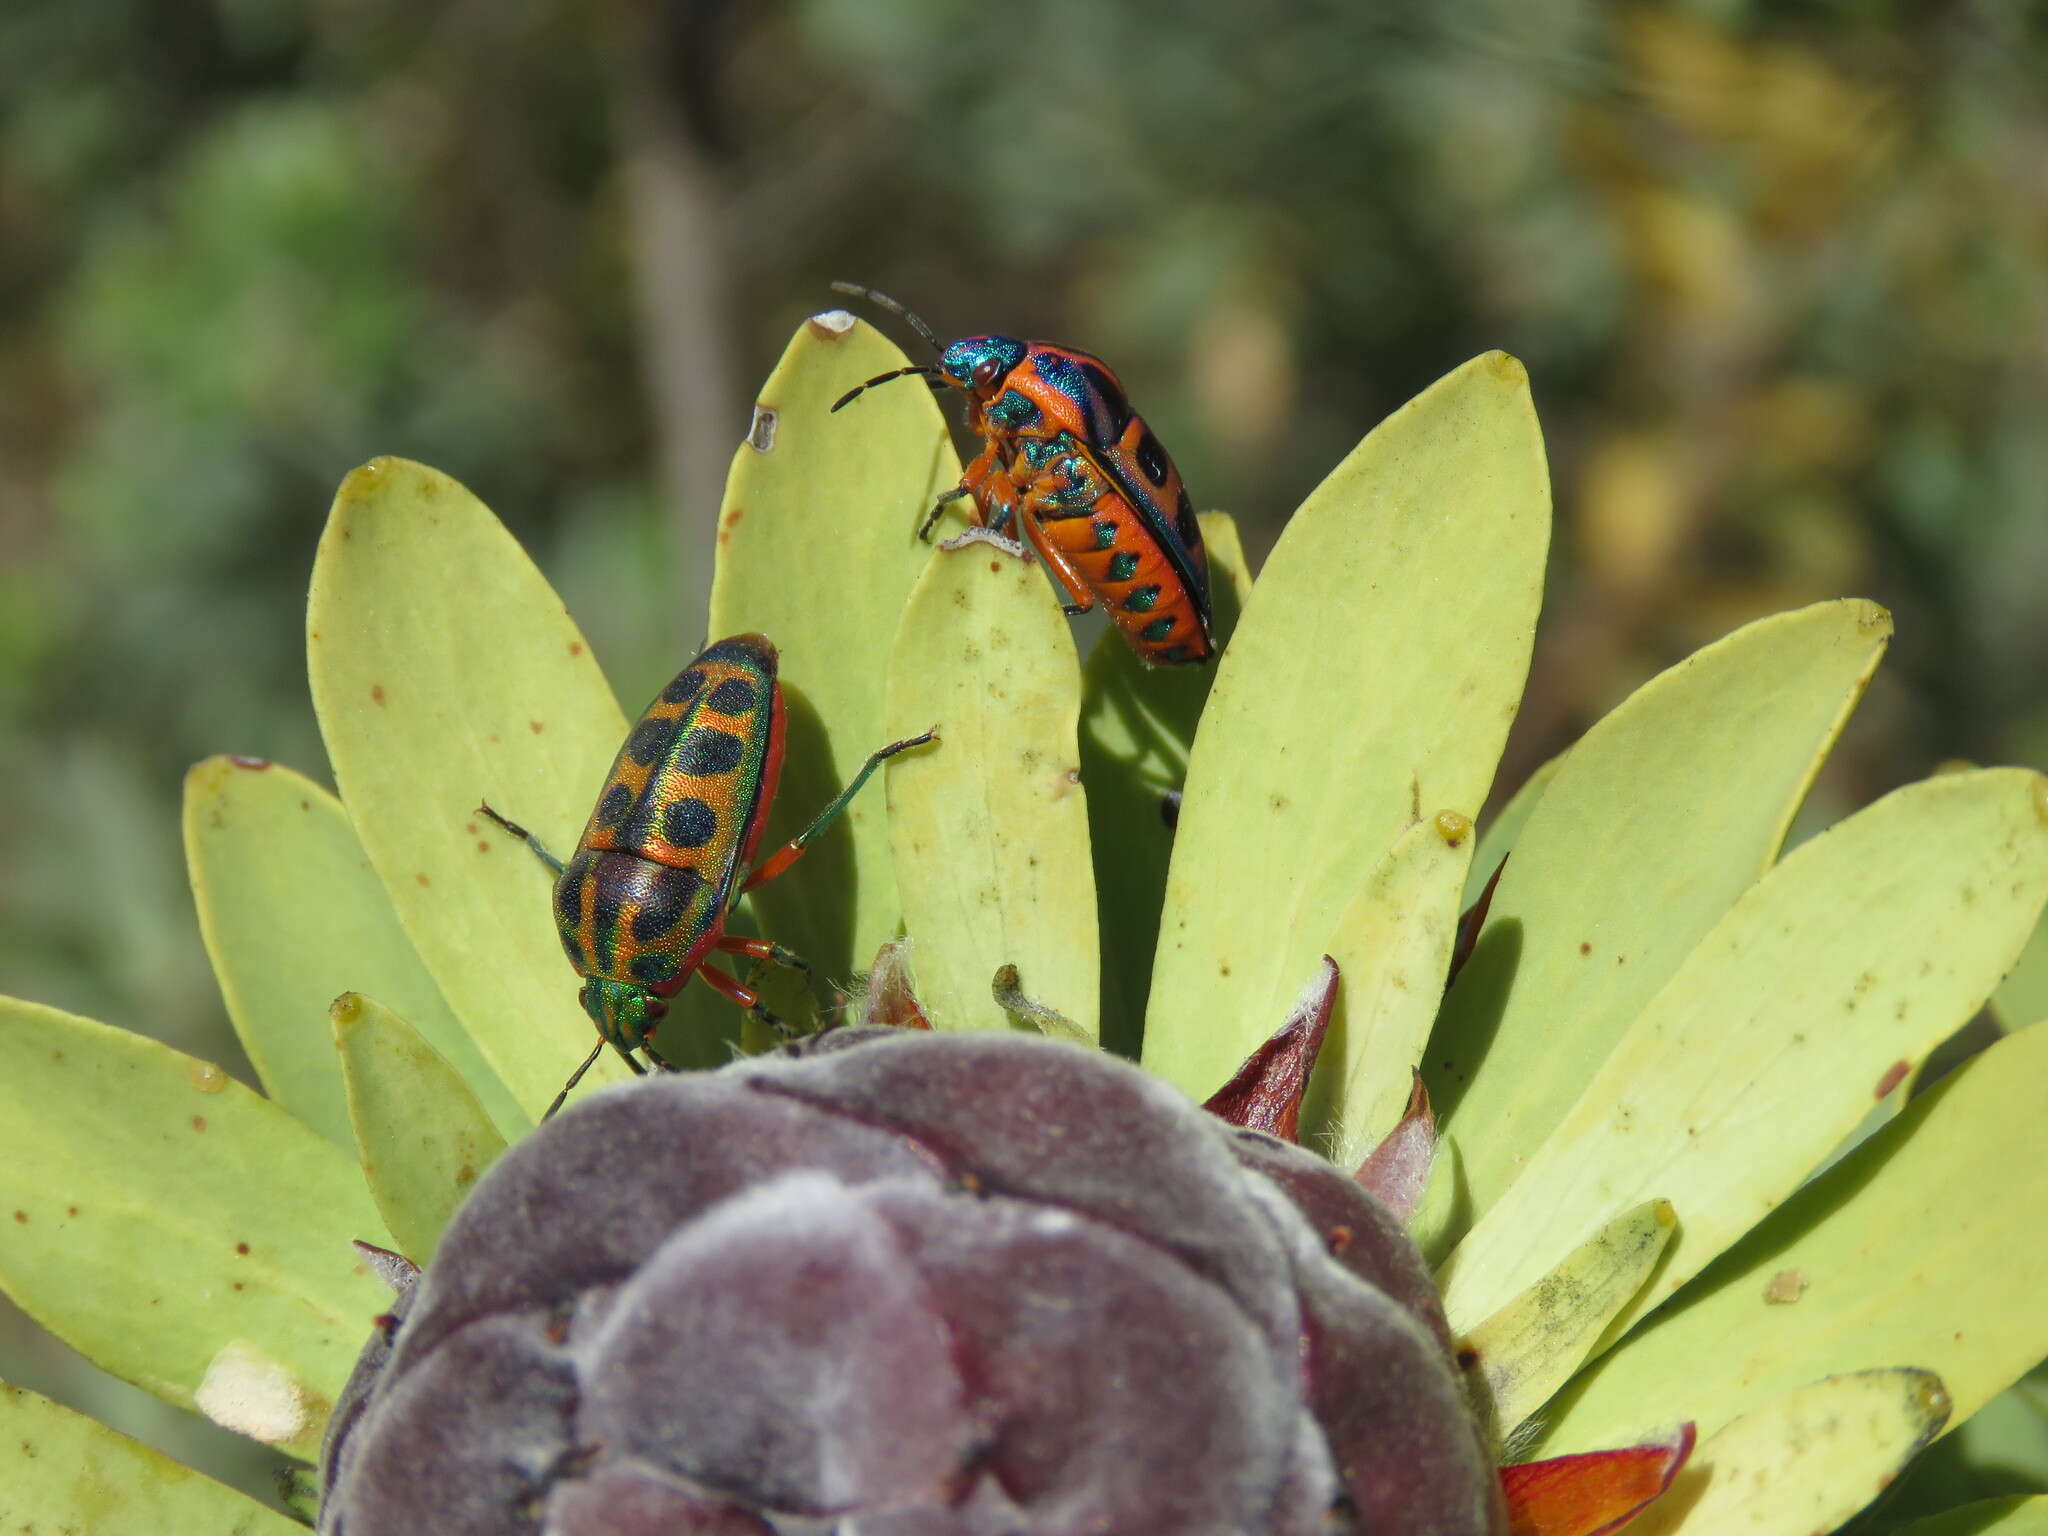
[{"xmin": 318, "ymin": 1028, "xmax": 1504, "ymax": 1536}]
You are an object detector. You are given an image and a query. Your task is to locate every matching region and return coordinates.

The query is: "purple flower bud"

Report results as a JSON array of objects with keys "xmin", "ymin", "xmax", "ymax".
[{"xmin": 319, "ymin": 1030, "xmax": 1503, "ymax": 1536}]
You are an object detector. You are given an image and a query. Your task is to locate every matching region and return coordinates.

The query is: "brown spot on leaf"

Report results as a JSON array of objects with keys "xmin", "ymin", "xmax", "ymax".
[
  {"xmin": 370, "ymin": 684, "xmax": 386, "ymax": 706},
  {"xmin": 416, "ymin": 873, "xmax": 431, "ymax": 887},
  {"xmin": 12, "ymin": 1211, "xmax": 25, "ymax": 1224},
  {"xmin": 1579, "ymin": 942, "xmax": 1592, "ymax": 956},
  {"xmin": 191, "ymin": 1116, "xmax": 207, "ymax": 1133},
  {"xmin": 529, "ymin": 720, "xmax": 545, "ymax": 734},
  {"xmin": 1763, "ymin": 1267, "xmax": 1808, "ymax": 1304},
  {"xmin": 569, "ymin": 641, "xmax": 583, "ymax": 657},
  {"xmin": 229, "ymin": 755, "xmax": 271, "ymax": 770},
  {"xmin": 1874, "ymin": 1059, "xmax": 1911, "ymax": 1098},
  {"xmin": 236, "ymin": 1242, "xmax": 250, "ymax": 1256}
]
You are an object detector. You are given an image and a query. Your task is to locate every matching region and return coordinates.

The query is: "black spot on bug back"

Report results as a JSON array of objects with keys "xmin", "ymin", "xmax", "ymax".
[
  {"xmin": 1107, "ymin": 550, "xmax": 1140, "ymax": 583},
  {"xmin": 554, "ymin": 853, "xmax": 596, "ymax": 927},
  {"xmin": 628, "ymin": 717, "xmax": 676, "ymax": 766},
  {"xmin": 676, "ymin": 727, "xmax": 745, "ymax": 776},
  {"xmin": 1077, "ymin": 362, "xmax": 1134, "ymax": 447},
  {"xmin": 1141, "ymin": 616, "xmax": 1177, "ymax": 643},
  {"xmin": 1122, "ymin": 584, "xmax": 1162, "ymax": 613},
  {"xmin": 705, "ymin": 677, "xmax": 758, "ymax": 715},
  {"xmin": 1135, "ymin": 428, "xmax": 1170, "ymax": 487},
  {"xmin": 1091, "ymin": 519, "xmax": 1119, "ymax": 550},
  {"xmin": 661, "ymin": 797, "xmax": 719, "ymax": 849},
  {"xmin": 662, "ymin": 669, "xmax": 708, "ymax": 705},
  {"xmin": 629, "ymin": 864, "xmax": 705, "ymax": 942},
  {"xmin": 1174, "ymin": 490, "xmax": 1201, "ymax": 550},
  {"xmin": 596, "ymin": 782, "xmax": 633, "ymax": 828}
]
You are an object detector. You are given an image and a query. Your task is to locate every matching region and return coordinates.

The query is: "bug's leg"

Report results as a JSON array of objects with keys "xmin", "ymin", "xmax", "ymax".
[
  {"xmin": 715, "ymin": 934, "xmax": 813, "ymax": 976},
  {"xmin": 477, "ymin": 803, "xmax": 567, "ymax": 877},
  {"xmin": 921, "ymin": 441, "xmax": 1005, "ymax": 540},
  {"xmin": 542, "ymin": 1039, "xmax": 609, "ymax": 1121},
  {"xmin": 640, "ymin": 1042, "xmax": 677, "ymax": 1072},
  {"xmin": 696, "ymin": 962, "xmax": 797, "ymax": 1036},
  {"xmin": 918, "ymin": 483, "xmax": 976, "ymax": 542},
  {"xmin": 741, "ymin": 728, "xmax": 940, "ymax": 892},
  {"xmin": 1015, "ymin": 513, "xmax": 1099, "ymax": 618}
]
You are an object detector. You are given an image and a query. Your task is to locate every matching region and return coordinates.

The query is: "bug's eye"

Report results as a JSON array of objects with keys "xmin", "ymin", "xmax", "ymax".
[
  {"xmin": 972, "ymin": 356, "xmax": 1004, "ymax": 390},
  {"xmin": 644, "ymin": 997, "xmax": 669, "ymax": 1021}
]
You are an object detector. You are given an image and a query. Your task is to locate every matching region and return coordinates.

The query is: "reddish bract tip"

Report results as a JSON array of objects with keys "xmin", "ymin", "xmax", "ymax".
[
  {"xmin": 1500, "ymin": 1424, "xmax": 1697, "ymax": 1536},
  {"xmin": 352, "ymin": 1240, "xmax": 423, "ymax": 1295},
  {"xmin": 1353, "ymin": 1072, "xmax": 1437, "ymax": 1222},
  {"xmin": 1449, "ymin": 854, "xmax": 1508, "ymax": 990},
  {"xmin": 1202, "ymin": 956, "xmax": 1338, "ymax": 1142},
  {"xmin": 860, "ymin": 939, "xmax": 932, "ymax": 1030}
]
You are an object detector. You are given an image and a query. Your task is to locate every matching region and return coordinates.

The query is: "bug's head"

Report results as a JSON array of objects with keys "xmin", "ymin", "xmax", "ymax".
[
  {"xmin": 579, "ymin": 978, "xmax": 668, "ymax": 1054},
  {"xmin": 936, "ymin": 336, "xmax": 1029, "ymax": 400}
]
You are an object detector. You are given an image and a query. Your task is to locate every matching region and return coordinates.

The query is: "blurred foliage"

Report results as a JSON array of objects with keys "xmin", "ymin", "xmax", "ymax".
[{"xmin": 0, "ymin": 0, "xmax": 2044, "ymax": 1513}]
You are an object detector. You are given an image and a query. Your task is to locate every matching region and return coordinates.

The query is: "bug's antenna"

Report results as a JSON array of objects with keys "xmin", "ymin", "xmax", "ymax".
[
  {"xmin": 830, "ymin": 282, "xmax": 943, "ymax": 355},
  {"xmin": 831, "ymin": 365, "xmax": 941, "ymax": 412}
]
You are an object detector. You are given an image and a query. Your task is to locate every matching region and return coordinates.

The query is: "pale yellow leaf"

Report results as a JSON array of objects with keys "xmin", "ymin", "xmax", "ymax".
[
  {"xmin": 334, "ymin": 993, "xmax": 507, "ymax": 1264},
  {"xmin": 1432, "ymin": 602, "xmax": 1889, "ymax": 1237},
  {"xmin": 708, "ymin": 312, "xmax": 962, "ymax": 987},
  {"xmin": 885, "ymin": 540, "xmax": 1097, "ymax": 1035},
  {"xmin": 1146, "ymin": 353, "xmax": 1549, "ymax": 1099},
  {"xmin": 1536, "ymin": 1017, "xmax": 2048, "ymax": 1456},
  {"xmin": 1440, "ymin": 769, "xmax": 2048, "ymax": 1338}
]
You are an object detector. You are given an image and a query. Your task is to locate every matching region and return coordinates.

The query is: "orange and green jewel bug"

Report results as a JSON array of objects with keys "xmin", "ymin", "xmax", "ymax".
[
  {"xmin": 828, "ymin": 283, "xmax": 1214, "ymax": 667},
  {"xmin": 482, "ymin": 633, "xmax": 937, "ymax": 1118}
]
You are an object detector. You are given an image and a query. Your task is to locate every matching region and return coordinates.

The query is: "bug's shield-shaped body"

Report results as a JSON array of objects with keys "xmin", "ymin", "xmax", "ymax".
[
  {"xmin": 950, "ymin": 338, "xmax": 1213, "ymax": 665},
  {"xmin": 552, "ymin": 635, "xmax": 784, "ymax": 1049}
]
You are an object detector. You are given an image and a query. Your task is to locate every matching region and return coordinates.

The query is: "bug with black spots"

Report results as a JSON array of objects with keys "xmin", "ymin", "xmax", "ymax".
[
  {"xmin": 482, "ymin": 633, "xmax": 937, "ymax": 1118},
  {"xmin": 829, "ymin": 283, "xmax": 1214, "ymax": 667}
]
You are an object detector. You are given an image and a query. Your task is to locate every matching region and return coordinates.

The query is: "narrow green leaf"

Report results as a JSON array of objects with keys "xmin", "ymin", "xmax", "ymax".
[
  {"xmin": 1408, "ymin": 1132, "xmax": 1471, "ymax": 1266},
  {"xmin": 1626, "ymin": 1371, "xmax": 1950, "ymax": 1536},
  {"xmin": 1894, "ymin": 1499, "xmax": 2048, "ymax": 1536},
  {"xmin": 1535, "ymin": 1017, "xmax": 2048, "ymax": 1457},
  {"xmin": 1145, "ymin": 353, "xmax": 1549, "ymax": 1100},
  {"xmin": 1994, "ymin": 908, "xmax": 2048, "ymax": 1030},
  {"xmin": 334, "ymin": 993, "xmax": 508, "ymax": 1264},
  {"xmin": 1431, "ymin": 602, "xmax": 1890, "ymax": 1236},
  {"xmin": 0, "ymin": 1380, "xmax": 304, "ymax": 1535},
  {"xmin": 1439, "ymin": 769, "xmax": 2048, "ymax": 1341},
  {"xmin": 885, "ymin": 540, "xmax": 1097, "ymax": 1036},
  {"xmin": 185, "ymin": 757, "xmax": 527, "ymax": 1146},
  {"xmin": 1459, "ymin": 1199, "xmax": 1675, "ymax": 1437},
  {"xmin": 1464, "ymin": 752, "xmax": 1561, "ymax": 908},
  {"xmin": 708, "ymin": 313, "xmax": 962, "ymax": 992},
  {"xmin": 306, "ymin": 458, "xmax": 646, "ymax": 1120},
  {"xmin": 0, "ymin": 997, "xmax": 389, "ymax": 1450},
  {"xmin": 1305, "ymin": 812, "xmax": 1475, "ymax": 1165},
  {"xmin": 1077, "ymin": 511, "xmax": 1252, "ymax": 1055}
]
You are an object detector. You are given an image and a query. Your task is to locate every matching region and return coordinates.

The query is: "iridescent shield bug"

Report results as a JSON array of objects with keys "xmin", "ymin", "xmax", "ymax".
[
  {"xmin": 830, "ymin": 284, "xmax": 1213, "ymax": 666},
  {"xmin": 483, "ymin": 633, "xmax": 936, "ymax": 1117}
]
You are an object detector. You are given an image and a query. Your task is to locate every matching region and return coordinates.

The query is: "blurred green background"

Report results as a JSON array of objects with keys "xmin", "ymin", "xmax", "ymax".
[{"xmin": 2, "ymin": 0, "xmax": 2044, "ymax": 1514}]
